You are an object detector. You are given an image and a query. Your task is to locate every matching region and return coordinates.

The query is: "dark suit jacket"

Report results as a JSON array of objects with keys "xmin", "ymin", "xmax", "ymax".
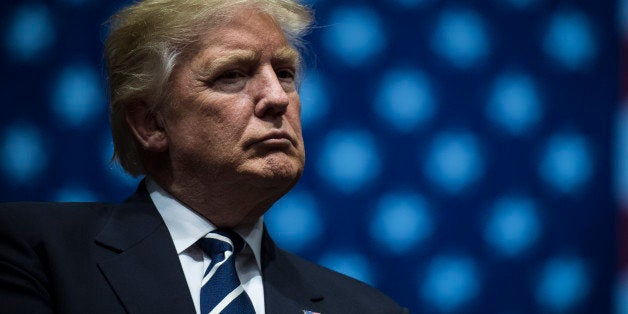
[{"xmin": 0, "ymin": 185, "xmax": 407, "ymax": 313}]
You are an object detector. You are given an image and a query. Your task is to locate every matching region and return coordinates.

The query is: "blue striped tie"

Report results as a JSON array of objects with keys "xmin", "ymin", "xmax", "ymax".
[{"xmin": 198, "ymin": 230, "xmax": 255, "ymax": 314}]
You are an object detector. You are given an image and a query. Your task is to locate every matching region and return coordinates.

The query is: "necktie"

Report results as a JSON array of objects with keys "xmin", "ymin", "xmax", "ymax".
[{"xmin": 199, "ymin": 230, "xmax": 255, "ymax": 314}]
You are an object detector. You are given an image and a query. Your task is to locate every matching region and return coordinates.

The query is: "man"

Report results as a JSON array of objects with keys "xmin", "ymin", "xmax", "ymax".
[{"xmin": 0, "ymin": 0, "xmax": 407, "ymax": 313}]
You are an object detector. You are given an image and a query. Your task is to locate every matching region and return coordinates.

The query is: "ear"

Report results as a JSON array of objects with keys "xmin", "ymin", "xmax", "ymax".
[{"xmin": 125, "ymin": 103, "xmax": 168, "ymax": 152}]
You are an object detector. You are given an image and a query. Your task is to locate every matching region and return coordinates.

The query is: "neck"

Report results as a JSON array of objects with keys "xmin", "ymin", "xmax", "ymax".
[{"xmin": 149, "ymin": 171, "xmax": 291, "ymax": 229}]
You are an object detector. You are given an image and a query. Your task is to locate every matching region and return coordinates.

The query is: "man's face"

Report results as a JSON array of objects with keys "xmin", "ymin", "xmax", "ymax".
[{"xmin": 162, "ymin": 9, "xmax": 305, "ymax": 189}]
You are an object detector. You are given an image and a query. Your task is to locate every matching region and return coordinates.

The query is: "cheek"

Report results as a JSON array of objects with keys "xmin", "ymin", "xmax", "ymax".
[
  {"xmin": 197, "ymin": 96, "xmax": 251, "ymax": 134},
  {"xmin": 287, "ymin": 106, "xmax": 305, "ymax": 154},
  {"xmin": 288, "ymin": 98, "xmax": 303, "ymax": 129}
]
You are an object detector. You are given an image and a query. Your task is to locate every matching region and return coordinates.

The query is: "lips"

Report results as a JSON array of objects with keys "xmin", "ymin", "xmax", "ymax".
[{"xmin": 248, "ymin": 130, "xmax": 296, "ymax": 148}]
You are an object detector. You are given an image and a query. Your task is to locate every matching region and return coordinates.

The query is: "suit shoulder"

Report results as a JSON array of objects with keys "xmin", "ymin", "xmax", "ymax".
[
  {"xmin": 0, "ymin": 201, "xmax": 113, "ymax": 218},
  {"xmin": 278, "ymin": 249, "xmax": 406, "ymax": 312},
  {"xmin": 0, "ymin": 202, "xmax": 114, "ymax": 236}
]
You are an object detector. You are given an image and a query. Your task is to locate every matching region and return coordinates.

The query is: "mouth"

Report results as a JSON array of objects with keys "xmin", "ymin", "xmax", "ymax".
[{"xmin": 248, "ymin": 130, "xmax": 296, "ymax": 149}]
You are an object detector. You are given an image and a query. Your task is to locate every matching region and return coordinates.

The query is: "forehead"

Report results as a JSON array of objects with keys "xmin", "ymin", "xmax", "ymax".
[{"xmin": 197, "ymin": 8, "xmax": 293, "ymax": 56}]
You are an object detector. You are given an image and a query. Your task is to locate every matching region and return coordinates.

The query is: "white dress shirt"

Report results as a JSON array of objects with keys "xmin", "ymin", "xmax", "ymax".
[{"xmin": 146, "ymin": 178, "xmax": 265, "ymax": 314}]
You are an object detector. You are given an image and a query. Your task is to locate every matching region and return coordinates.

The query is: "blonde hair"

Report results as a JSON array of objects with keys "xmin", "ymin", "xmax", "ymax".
[{"xmin": 105, "ymin": 0, "xmax": 313, "ymax": 176}]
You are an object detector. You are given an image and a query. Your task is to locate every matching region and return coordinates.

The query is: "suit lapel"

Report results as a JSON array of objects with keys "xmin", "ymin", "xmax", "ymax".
[
  {"xmin": 93, "ymin": 184, "xmax": 326, "ymax": 314},
  {"xmin": 261, "ymin": 229, "xmax": 325, "ymax": 313},
  {"xmin": 95, "ymin": 184, "xmax": 195, "ymax": 314}
]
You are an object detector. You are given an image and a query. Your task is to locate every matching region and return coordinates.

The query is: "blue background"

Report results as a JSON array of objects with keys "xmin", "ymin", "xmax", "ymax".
[{"xmin": 0, "ymin": 0, "xmax": 619, "ymax": 313}]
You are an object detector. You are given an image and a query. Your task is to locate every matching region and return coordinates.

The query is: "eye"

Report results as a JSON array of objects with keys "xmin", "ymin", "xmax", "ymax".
[
  {"xmin": 276, "ymin": 68, "xmax": 296, "ymax": 81},
  {"xmin": 209, "ymin": 70, "xmax": 247, "ymax": 92},
  {"xmin": 216, "ymin": 70, "xmax": 246, "ymax": 83}
]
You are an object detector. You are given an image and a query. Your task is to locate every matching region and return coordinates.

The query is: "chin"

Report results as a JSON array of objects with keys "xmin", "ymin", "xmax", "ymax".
[
  {"xmin": 241, "ymin": 155, "xmax": 304, "ymax": 186},
  {"xmin": 263, "ymin": 160, "xmax": 303, "ymax": 182}
]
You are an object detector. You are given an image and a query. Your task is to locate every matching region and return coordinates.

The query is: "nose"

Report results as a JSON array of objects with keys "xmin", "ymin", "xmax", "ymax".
[{"xmin": 253, "ymin": 66, "xmax": 290, "ymax": 118}]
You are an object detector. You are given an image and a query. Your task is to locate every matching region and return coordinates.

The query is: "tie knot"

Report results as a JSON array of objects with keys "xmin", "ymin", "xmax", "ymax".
[{"xmin": 199, "ymin": 230, "xmax": 245, "ymax": 258}]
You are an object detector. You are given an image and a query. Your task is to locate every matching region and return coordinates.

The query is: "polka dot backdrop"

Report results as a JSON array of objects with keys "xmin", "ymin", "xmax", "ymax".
[{"xmin": 0, "ymin": 0, "xmax": 621, "ymax": 313}]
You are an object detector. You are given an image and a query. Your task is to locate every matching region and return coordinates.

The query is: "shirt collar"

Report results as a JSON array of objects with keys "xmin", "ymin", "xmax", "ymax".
[{"xmin": 145, "ymin": 177, "xmax": 264, "ymax": 270}]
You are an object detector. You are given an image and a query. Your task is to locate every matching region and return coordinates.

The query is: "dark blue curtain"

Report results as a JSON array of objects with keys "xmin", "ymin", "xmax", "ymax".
[{"xmin": 0, "ymin": 0, "xmax": 618, "ymax": 312}]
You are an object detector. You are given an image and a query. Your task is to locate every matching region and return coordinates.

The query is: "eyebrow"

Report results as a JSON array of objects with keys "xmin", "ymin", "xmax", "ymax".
[
  {"xmin": 197, "ymin": 50, "xmax": 258, "ymax": 79},
  {"xmin": 272, "ymin": 47, "xmax": 300, "ymax": 67},
  {"xmin": 197, "ymin": 47, "xmax": 301, "ymax": 79}
]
